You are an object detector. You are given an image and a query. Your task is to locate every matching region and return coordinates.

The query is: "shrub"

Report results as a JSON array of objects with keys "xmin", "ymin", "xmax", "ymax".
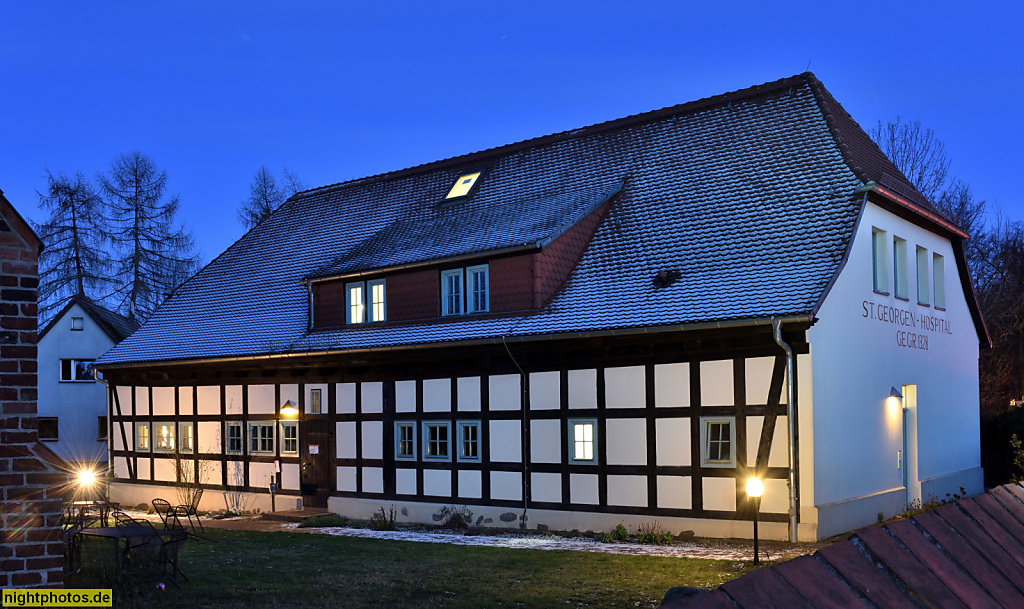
[
  {"xmin": 298, "ymin": 514, "xmax": 349, "ymax": 528},
  {"xmin": 370, "ymin": 506, "xmax": 397, "ymax": 531},
  {"xmin": 635, "ymin": 522, "xmax": 674, "ymax": 545},
  {"xmin": 600, "ymin": 523, "xmax": 629, "ymax": 543},
  {"xmin": 438, "ymin": 505, "xmax": 473, "ymax": 530}
]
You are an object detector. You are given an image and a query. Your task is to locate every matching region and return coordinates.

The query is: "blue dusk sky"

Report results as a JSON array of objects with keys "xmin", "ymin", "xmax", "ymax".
[{"xmin": 2, "ymin": 2, "xmax": 1021, "ymax": 264}]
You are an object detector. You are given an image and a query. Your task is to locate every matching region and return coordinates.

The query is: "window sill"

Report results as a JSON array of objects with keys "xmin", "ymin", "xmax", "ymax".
[
  {"xmin": 39, "ymin": 438, "xmax": 58, "ymax": 442},
  {"xmin": 917, "ymin": 302, "xmax": 931, "ymax": 308},
  {"xmin": 423, "ymin": 456, "xmax": 452, "ymax": 463},
  {"xmin": 700, "ymin": 461, "xmax": 736, "ymax": 469},
  {"xmin": 934, "ymin": 306, "xmax": 946, "ymax": 312},
  {"xmin": 894, "ymin": 296, "xmax": 910, "ymax": 302},
  {"xmin": 395, "ymin": 456, "xmax": 417, "ymax": 462},
  {"xmin": 59, "ymin": 380, "xmax": 95, "ymax": 384},
  {"xmin": 872, "ymin": 290, "xmax": 890, "ymax": 297}
]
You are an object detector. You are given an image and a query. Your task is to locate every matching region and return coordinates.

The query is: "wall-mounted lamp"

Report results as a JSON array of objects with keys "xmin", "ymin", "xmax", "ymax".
[
  {"xmin": 280, "ymin": 400, "xmax": 299, "ymax": 418},
  {"xmin": 887, "ymin": 387, "xmax": 904, "ymax": 412},
  {"xmin": 746, "ymin": 477, "xmax": 764, "ymax": 565}
]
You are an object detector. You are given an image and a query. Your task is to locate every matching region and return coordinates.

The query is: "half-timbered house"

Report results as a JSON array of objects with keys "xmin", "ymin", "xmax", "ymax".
[{"xmin": 93, "ymin": 73, "xmax": 988, "ymax": 541}]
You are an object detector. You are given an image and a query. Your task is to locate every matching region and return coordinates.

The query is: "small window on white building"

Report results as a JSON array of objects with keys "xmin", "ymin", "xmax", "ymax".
[
  {"xmin": 60, "ymin": 359, "xmax": 95, "ymax": 382},
  {"xmin": 916, "ymin": 246, "xmax": 930, "ymax": 305},
  {"xmin": 226, "ymin": 423, "xmax": 243, "ymax": 455},
  {"xmin": 249, "ymin": 422, "xmax": 275, "ymax": 454},
  {"xmin": 700, "ymin": 417, "xmax": 735, "ymax": 468},
  {"xmin": 457, "ymin": 421, "xmax": 481, "ymax": 462},
  {"xmin": 423, "ymin": 421, "xmax": 451, "ymax": 461},
  {"xmin": 893, "ymin": 236, "xmax": 909, "ymax": 300},
  {"xmin": 154, "ymin": 423, "xmax": 175, "ymax": 452},
  {"xmin": 933, "ymin": 253, "xmax": 946, "ymax": 310},
  {"xmin": 369, "ymin": 279, "xmax": 386, "ymax": 322},
  {"xmin": 136, "ymin": 423, "xmax": 150, "ymax": 452},
  {"xmin": 280, "ymin": 422, "xmax": 298, "ymax": 455},
  {"xmin": 346, "ymin": 282, "xmax": 365, "ymax": 325},
  {"xmin": 467, "ymin": 265, "xmax": 489, "ymax": 313},
  {"xmin": 38, "ymin": 417, "xmax": 58, "ymax": 441},
  {"xmin": 179, "ymin": 422, "xmax": 194, "ymax": 453},
  {"xmin": 395, "ymin": 422, "xmax": 416, "ymax": 461},
  {"xmin": 71, "ymin": 316, "xmax": 84, "ymax": 331},
  {"xmin": 441, "ymin": 269, "xmax": 463, "ymax": 316},
  {"xmin": 568, "ymin": 419, "xmax": 597, "ymax": 464},
  {"xmin": 309, "ymin": 388, "xmax": 322, "ymax": 414},
  {"xmin": 872, "ymin": 228, "xmax": 888, "ymax": 293}
]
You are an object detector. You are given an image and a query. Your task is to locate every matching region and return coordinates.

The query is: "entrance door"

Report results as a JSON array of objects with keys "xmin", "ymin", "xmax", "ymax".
[{"xmin": 300, "ymin": 419, "xmax": 333, "ymax": 508}]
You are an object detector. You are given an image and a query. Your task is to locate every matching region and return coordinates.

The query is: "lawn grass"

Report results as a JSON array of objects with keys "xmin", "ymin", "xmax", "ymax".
[{"xmin": 69, "ymin": 529, "xmax": 763, "ymax": 608}]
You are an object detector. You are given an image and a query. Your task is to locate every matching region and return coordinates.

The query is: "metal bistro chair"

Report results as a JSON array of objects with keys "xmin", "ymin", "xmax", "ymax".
[
  {"xmin": 175, "ymin": 489, "xmax": 204, "ymax": 533},
  {"xmin": 62, "ymin": 520, "xmax": 84, "ymax": 576},
  {"xmin": 152, "ymin": 499, "xmax": 178, "ymax": 530},
  {"xmin": 116, "ymin": 517, "xmax": 189, "ymax": 589}
]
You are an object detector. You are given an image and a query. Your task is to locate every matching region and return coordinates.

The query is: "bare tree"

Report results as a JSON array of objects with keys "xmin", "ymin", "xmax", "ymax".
[
  {"xmin": 237, "ymin": 166, "xmax": 306, "ymax": 229},
  {"xmin": 872, "ymin": 117, "xmax": 952, "ymax": 204},
  {"xmin": 33, "ymin": 170, "xmax": 111, "ymax": 317},
  {"xmin": 99, "ymin": 152, "xmax": 200, "ymax": 321}
]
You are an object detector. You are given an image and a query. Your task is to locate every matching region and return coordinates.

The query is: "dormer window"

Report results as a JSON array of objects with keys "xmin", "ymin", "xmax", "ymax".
[
  {"xmin": 445, "ymin": 172, "xmax": 481, "ymax": 200},
  {"xmin": 346, "ymin": 279, "xmax": 386, "ymax": 324},
  {"xmin": 442, "ymin": 264, "xmax": 489, "ymax": 316}
]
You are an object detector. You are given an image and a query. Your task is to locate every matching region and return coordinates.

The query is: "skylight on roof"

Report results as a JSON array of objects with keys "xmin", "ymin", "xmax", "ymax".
[{"xmin": 445, "ymin": 172, "xmax": 481, "ymax": 200}]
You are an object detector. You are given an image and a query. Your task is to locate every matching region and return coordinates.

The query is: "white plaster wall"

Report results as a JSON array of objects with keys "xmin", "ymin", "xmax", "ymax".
[
  {"xmin": 457, "ymin": 377, "xmax": 481, "ymax": 411},
  {"xmin": 282, "ymin": 463, "xmax": 300, "ymax": 490},
  {"xmin": 423, "ymin": 469, "xmax": 452, "ymax": 497},
  {"xmin": 152, "ymin": 387, "xmax": 175, "ymax": 415},
  {"xmin": 489, "ymin": 420, "xmax": 521, "ymax": 462},
  {"xmin": 113, "ymin": 422, "xmax": 131, "ymax": 451},
  {"xmin": 423, "ymin": 379, "xmax": 451, "ymax": 412},
  {"xmin": 657, "ymin": 476, "xmax": 691, "ymax": 509},
  {"xmin": 361, "ymin": 382, "xmax": 383, "ymax": 413},
  {"xmin": 225, "ymin": 386, "xmax": 242, "ymax": 415},
  {"xmin": 137, "ymin": 459, "xmax": 150, "ymax": 481},
  {"xmin": 201, "ymin": 460, "xmax": 222, "ymax": 486},
  {"xmin": 337, "ymin": 467, "xmax": 357, "ymax": 492},
  {"xmin": 568, "ymin": 369, "xmax": 597, "ymax": 409},
  {"xmin": 489, "ymin": 375, "xmax": 521, "ymax": 410},
  {"xmin": 338, "ymin": 383, "xmax": 358, "ymax": 413},
  {"xmin": 226, "ymin": 461, "xmax": 245, "ymax": 487},
  {"xmin": 531, "ymin": 472, "xmax": 561, "ymax": 503},
  {"xmin": 113, "ymin": 457, "xmax": 128, "ymax": 479},
  {"xmin": 362, "ymin": 421, "xmax": 383, "ymax": 460},
  {"xmin": 248, "ymin": 385, "xmax": 276, "ymax": 414},
  {"xmin": 702, "ymin": 477, "xmax": 736, "ymax": 511},
  {"xmin": 280, "ymin": 384, "xmax": 299, "ymax": 409},
  {"xmin": 198, "ymin": 422, "xmax": 220, "ymax": 453},
  {"xmin": 490, "ymin": 471, "xmax": 521, "ymax": 501},
  {"xmin": 655, "ymin": 363, "xmax": 689, "ymax": 407},
  {"xmin": 153, "ymin": 458, "xmax": 176, "ymax": 482},
  {"xmin": 810, "ymin": 201, "xmax": 983, "ymax": 512},
  {"xmin": 607, "ymin": 475, "xmax": 647, "ymax": 507},
  {"xmin": 135, "ymin": 387, "xmax": 150, "ymax": 415},
  {"xmin": 249, "ymin": 462, "xmax": 276, "ymax": 489},
  {"xmin": 605, "ymin": 419, "xmax": 646, "ymax": 465},
  {"xmin": 178, "ymin": 387, "xmax": 194, "ymax": 415},
  {"xmin": 395, "ymin": 381, "xmax": 415, "ymax": 413},
  {"xmin": 529, "ymin": 371, "xmax": 560, "ymax": 410},
  {"xmin": 655, "ymin": 418, "xmax": 690, "ymax": 466},
  {"xmin": 396, "ymin": 468, "xmax": 416, "ymax": 494},
  {"xmin": 458, "ymin": 470, "xmax": 481, "ymax": 499},
  {"xmin": 605, "ymin": 366, "xmax": 645, "ymax": 409},
  {"xmin": 530, "ymin": 419, "xmax": 561, "ymax": 464},
  {"xmin": 700, "ymin": 360, "xmax": 733, "ymax": 406},
  {"xmin": 363, "ymin": 467, "xmax": 384, "ymax": 493},
  {"xmin": 196, "ymin": 386, "xmax": 220, "ymax": 415},
  {"xmin": 761, "ymin": 479, "xmax": 789, "ymax": 514},
  {"xmin": 745, "ymin": 357, "xmax": 786, "ymax": 404},
  {"xmin": 745, "ymin": 416, "xmax": 788, "ymax": 468},
  {"xmin": 570, "ymin": 473, "xmax": 599, "ymax": 505},
  {"xmin": 337, "ymin": 422, "xmax": 356, "ymax": 459},
  {"xmin": 115, "ymin": 386, "xmax": 133, "ymax": 415}
]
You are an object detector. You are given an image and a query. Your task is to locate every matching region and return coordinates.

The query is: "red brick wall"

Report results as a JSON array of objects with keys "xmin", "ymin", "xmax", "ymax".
[
  {"xmin": 490, "ymin": 254, "xmax": 534, "ymax": 313},
  {"xmin": 533, "ymin": 201, "xmax": 609, "ymax": 308},
  {"xmin": 387, "ymin": 268, "xmax": 439, "ymax": 321},
  {"xmin": 1, "ymin": 193, "xmax": 65, "ymax": 588}
]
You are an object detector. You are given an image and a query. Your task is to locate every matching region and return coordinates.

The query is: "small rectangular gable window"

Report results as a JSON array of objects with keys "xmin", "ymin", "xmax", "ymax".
[
  {"xmin": 423, "ymin": 421, "xmax": 451, "ymax": 461},
  {"xmin": 893, "ymin": 236, "xmax": 909, "ymax": 300},
  {"xmin": 700, "ymin": 416, "xmax": 736, "ymax": 468},
  {"xmin": 310, "ymin": 388, "xmax": 322, "ymax": 414},
  {"xmin": 281, "ymin": 422, "xmax": 298, "ymax": 454},
  {"xmin": 136, "ymin": 423, "xmax": 150, "ymax": 451},
  {"xmin": 346, "ymin": 282, "xmax": 365, "ymax": 324},
  {"xmin": 60, "ymin": 359, "xmax": 95, "ymax": 382},
  {"xmin": 467, "ymin": 265, "xmax": 489, "ymax": 313},
  {"xmin": 569, "ymin": 419, "xmax": 597, "ymax": 464},
  {"xmin": 442, "ymin": 269, "xmax": 463, "ymax": 316},
  {"xmin": 38, "ymin": 417, "xmax": 58, "ymax": 441},
  {"xmin": 369, "ymin": 279, "xmax": 386, "ymax": 322},
  {"xmin": 98, "ymin": 416, "xmax": 108, "ymax": 441},
  {"xmin": 71, "ymin": 316, "xmax": 84, "ymax": 330},
  {"xmin": 179, "ymin": 422, "xmax": 194, "ymax": 453},
  {"xmin": 445, "ymin": 172, "xmax": 481, "ymax": 200},
  {"xmin": 226, "ymin": 423, "xmax": 243, "ymax": 454},
  {"xmin": 933, "ymin": 253, "xmax": 946, "ymax": 309},
  {"xmin": 916, "ymin": 246, "xmax": 930, "ymax": 305},
  {"xmin": 457, "ymin": 421, "xmax": 480, "ymax": 462},
  {"xmin": 249, "ymin": 422, "xmax": 275, "ymax": 454},
  {"xmin": 155, "ymin": 423, "xmax": 175, "ymax": 452},
  {"xmin": 872, "ymin": 228, "xmax": 888, "ymax": 293},
  {"xmin": 395, "ymin": 422, "xmax": 416, "ymax": 461}
]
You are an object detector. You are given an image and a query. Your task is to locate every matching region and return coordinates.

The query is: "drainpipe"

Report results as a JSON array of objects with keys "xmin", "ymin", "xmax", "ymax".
[
  {"xmin": 94, "ymin": 371, "xmax": 115, "ymax": 499},
  {"xmin": 772, "ymin": 318, "xmax": 799, "ymax": 542}
]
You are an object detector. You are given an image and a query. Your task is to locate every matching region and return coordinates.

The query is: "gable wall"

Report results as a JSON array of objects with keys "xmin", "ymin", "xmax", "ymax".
[{"xmin": 533, "ymin": 201, "xmax": 610, "ymax": 309}]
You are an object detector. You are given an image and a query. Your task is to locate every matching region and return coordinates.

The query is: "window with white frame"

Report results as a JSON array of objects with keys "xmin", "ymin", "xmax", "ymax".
[
  {"xmin": 700, "ymin": 417, "xmax": 736, "ymax": 468},
  {"xmin": 71, "ymin": 316, "xmax": 83, "ymax": 331},
  {"xmin": 249, "ymin": 422, "xmax": 275, "ymax": 454},
  {"xmin": 871, "ymin": 228, "xmax": 888, "ymax": 293},
  {"xmin": 60, "ymin": 359, "xmax": 95, "ymax": 382},
  {"xmin": 179, "ymin": 422, "xmax": 194, "ymax": 453},
  {"xmin": 369, "ymin": 279, "xmax": 385, "ymax": 322},
  {"xmin": 346, "ymin": 279, "xmax": 385, "ymax": 323},
  {"xmin": 568, "ymin": 419, "xmax": 597, "ymax": 464},
  {"xmin": 281, "ymin": 422, "xmax": 298, "ymax": 454},
  {"xmin": 441, "ymin": 269, "xmax": 463, "ymax": 316},
  {"xmin": 226, "ymin": 422, "xmax": 243, "ymax": 455},
  {"xmin": 467, "ymin": 265, "xmax": 489, "ymax": 313},
  {"xmin": 933, "ymin": 253, "xmax": 946, "ymax": 309},
  {"xmin": 423, "ymin": 421, "xmax": 451, "ymax": 461},
  {"xmin": 136, "ymin": 423, "xmax": 150, "ymax": 452},
  {"xmin": 309, "ymin": 388, "xmax": 322, "ymax": 414},
  {"xmin": 442, "ymin": 264, "xmax": 489, "ymax": 316},
  {"xmin": 893, "ymin": 236, "xmax": 909, "ymax": 300},
  {"xmin": 457, "ymin": 420, "xmax": 481, "ymax": 462},
  {"xmin": 916, "ymin": 246, "xmax": 929, "ymax": 305},
  {"xmin": 154, "ymin": 423, "xmax": 175, "ymax": 452},
  {"xmin": 395, "ymin": 422, "xmax": 416, "ymax": 461}
]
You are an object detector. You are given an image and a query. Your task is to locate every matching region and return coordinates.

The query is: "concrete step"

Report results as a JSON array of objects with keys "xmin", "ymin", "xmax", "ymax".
[{"xmin": 261, "ymin": 508, "xmax": 331, "ymax": 523}]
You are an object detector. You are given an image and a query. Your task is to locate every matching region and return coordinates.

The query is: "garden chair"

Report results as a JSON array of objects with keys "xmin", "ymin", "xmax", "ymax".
[
  {"xmin": 62, "ymin": 520, "xmax": 84, "ymax": 576},
  {"xmin": 116, "ymin": 517, "xmax": 189, "ymax": 588},
  {"xmin": 152, "ymin": 498, "xmax": 183, "ymax": 530},
  {"xmin": 175, "ymin": 488, "xmax": 204, "ymax": 532}
]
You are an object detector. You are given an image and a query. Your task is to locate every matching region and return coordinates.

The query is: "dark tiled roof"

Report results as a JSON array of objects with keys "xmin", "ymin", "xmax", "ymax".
[
  {"xmin": 96, "ymin": 73, "xmax": 928, "ymax": 367},
  {"xmin": 39, "ymin": 295, "xmax": 140, "ymax": 343},
  {"xmin": 661, "ymin": 484, "xmax": 1024, "ymax": 608}
]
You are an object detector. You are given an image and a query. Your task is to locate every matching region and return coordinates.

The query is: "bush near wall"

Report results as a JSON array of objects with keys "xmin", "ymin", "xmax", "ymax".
[{"xmin": 980, "ymin": 408, "xmax": 1024, "ymax": 487}]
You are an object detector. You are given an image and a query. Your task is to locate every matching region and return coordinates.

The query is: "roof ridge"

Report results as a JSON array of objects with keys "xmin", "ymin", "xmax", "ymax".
[{"xmin": 294, "ymin": 74, "xmax": 813, "ymax": 200}]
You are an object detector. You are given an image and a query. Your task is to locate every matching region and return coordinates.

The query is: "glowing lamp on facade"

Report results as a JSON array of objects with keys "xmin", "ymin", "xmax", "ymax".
[
  {"xmin": 745, "ymin": 477, "xmax": 764, "ymax": 499},
  {"xmin": 76, "ymin": 468, "xmax": 97, "ymax": 488},
  {"xmin": 280, "ymin": 400, "xmax": 299, "ymax": 418},
  {"xmin": 887, "ymin": 387, "xmax": 904, "ymax": 412}
]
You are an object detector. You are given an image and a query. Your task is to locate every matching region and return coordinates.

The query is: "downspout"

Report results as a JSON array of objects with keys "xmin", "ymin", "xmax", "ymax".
[{"xmin": 772, "ymin": 318, "xmax": 799, "ymax": 542}]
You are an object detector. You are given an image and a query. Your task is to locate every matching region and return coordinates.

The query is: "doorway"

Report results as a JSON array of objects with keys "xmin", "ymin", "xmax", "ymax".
[{"xmin": 300, "ymin": 419, "xmax": 334, "ymax": 508}]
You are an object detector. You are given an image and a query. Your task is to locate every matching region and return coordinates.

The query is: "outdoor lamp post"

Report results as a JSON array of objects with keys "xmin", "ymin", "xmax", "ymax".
[
  {"xmin": 887, "ymin": 386, "xmax": 903, "ymax": 412},
  {"xmin": 746, "ymin": 477, "xmax": 765, "ymax": 565}
]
